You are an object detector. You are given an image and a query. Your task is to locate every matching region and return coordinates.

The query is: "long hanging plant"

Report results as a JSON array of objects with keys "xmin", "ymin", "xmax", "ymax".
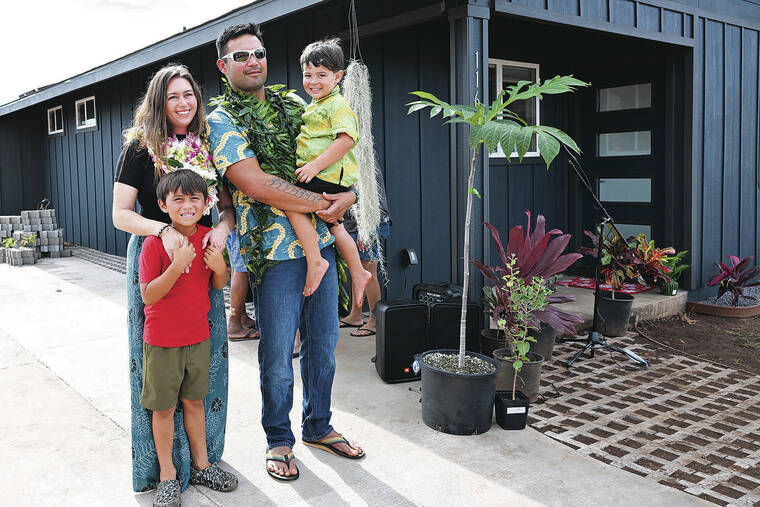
[{"xmin": 407, "ymin": 75, "xmax": 589, "ymax": 368}]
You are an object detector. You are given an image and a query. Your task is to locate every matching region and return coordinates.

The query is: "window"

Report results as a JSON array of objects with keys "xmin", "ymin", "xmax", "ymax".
[
  {"xmin": 75, "ymin": 96, "xmax": 96, "ymax": 129},
  {"xmin": 488, "ymin": 59, "xmax": 540, "ymax": 158},
  {"xmin": 47, "ymin": 106, "xmax": 63, "ymax": 135},
  {"xmin": 599, "ymin": 178, "xmax": 652, "ymax": 203},
  {"xmin": 598, "ymin": 83, "xmax": 651, "ymax": 112},
  {"xmin": 598, "ymin": 130, "xmax": 651, "ymax": 157}
]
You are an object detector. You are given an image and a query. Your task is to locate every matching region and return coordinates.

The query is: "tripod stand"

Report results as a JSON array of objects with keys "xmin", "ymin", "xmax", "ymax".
[{"xmin": 563, "ymin": 147, "xmax": 649, "ymax": 369}]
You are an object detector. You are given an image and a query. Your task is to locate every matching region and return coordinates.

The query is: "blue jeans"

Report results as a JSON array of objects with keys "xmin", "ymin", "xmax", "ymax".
[{"xmin": 252, "ymin": 245, "xmax": 339, "ymax": 449}]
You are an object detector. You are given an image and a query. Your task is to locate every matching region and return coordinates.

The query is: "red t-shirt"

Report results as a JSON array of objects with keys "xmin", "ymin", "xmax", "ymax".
[{"xmin": 139, "ymin": 225, "xmax": 212, "ymax": 347}]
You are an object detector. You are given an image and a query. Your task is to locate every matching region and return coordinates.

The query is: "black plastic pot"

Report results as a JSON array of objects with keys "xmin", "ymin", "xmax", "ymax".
[
  {"xmin": 493, "ymin": 350, "xmax": 544, "ymax": 402},
  {"xmin": 419, "ymin": 349, "xmax": 501, "ymax": 435},
  {"xmin": 528, "ymin": 325, "xmax": 558, "ymax": 364},
  {"xmin": 595, "ymin": 291, "xmax": 634, "ymax": 337},
  {"xmin": 479, "ymin": 328, "xmax": 507, "ymax": 359},
  {"xmin": 495, "ymin": 390, "xmax": 530, "ymax": 430}
]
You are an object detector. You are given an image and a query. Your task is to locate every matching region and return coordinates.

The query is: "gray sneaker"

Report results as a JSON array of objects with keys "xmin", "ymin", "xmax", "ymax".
[
  {"xmin": 190, "ymin": 463, "xmax": 238, "ymax": 492},
  {"xmin": 153, "ymin": 479, "xmax": 180, "ymax": 507}
]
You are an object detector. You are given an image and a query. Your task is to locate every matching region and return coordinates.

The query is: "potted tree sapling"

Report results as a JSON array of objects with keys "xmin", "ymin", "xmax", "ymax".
[
  {"xmin": 407, "ymin": 75, "xmax": 588, "ymax": 435},
  {"xmin": 492, "ymin": 255, "xmax": 552, "ymax": 429}
]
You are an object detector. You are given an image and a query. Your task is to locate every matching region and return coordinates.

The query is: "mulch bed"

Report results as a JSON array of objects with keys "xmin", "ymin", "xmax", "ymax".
[
  {"xmin": 637, "ymin": 313, "xmax": 760, "ymax": 375},
  {"xmin": 530, "ymin": 332, "xmax": 760, "ymax": 506}
]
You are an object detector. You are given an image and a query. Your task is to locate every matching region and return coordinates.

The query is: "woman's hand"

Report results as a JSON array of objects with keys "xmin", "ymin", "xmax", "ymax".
[{"xmin": 202, "ymin": 221, "xmax": 231, "ymax": 250}]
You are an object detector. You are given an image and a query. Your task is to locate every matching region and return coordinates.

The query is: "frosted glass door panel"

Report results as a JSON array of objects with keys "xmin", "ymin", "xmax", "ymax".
[
  {"xmin": 615, "ymin": 224, "xmax": 651, "ymax": 241},
  {"xmin": 599, "ymin": 84, "xmax": 651, "ymax": 112},
  {"xmin": 599, "ymin": 131, "xmax": 651, "ymax": 157},
  {"xmin": 599, "ymin": 178, "xmax": 651, "ymax": 203}
]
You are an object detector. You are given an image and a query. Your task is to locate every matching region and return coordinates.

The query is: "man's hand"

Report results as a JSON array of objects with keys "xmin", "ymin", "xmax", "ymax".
[
  {"xmin": 357, "ymin": 239, "xmax": 369, "ymax": 252},
  {"xmin": 203, "ymin": 244, "xmax": 227, "ymax": 275},
  {"xmin": 315, "ymin": 191, "xmax": 356, "ymax": 223},
  {"xmin": 295, "ymin": 162, "xmax": 321, "ymax": 184}
]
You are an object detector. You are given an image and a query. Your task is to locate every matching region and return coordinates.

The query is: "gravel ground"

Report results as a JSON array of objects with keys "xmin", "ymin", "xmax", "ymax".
[{"xmin": 704, "ymin": 285, "xmax": 760, "ymax": 307}]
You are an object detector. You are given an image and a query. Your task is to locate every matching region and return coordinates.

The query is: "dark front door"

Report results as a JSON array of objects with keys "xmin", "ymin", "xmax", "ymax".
[{"xmin": 572, "ymin": 62, "xmax": 667, "ymax": 250}]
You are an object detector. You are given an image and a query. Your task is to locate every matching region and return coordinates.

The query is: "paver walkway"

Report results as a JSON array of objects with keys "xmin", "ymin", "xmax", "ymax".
[{"xmin": 532, "ymin": 335, "xmax": 760, "ymax": 506}]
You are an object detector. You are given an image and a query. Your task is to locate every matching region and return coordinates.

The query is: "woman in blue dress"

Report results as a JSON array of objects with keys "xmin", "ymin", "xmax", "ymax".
[{"xmin": 112, "ymin": 64, "xmax": 235, "ymax": 493}]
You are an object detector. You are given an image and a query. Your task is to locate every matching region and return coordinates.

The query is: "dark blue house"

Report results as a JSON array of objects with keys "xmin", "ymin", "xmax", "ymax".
[{"xmin": 2, "ymin": 0, "xmax": 759, "ymax": 299}]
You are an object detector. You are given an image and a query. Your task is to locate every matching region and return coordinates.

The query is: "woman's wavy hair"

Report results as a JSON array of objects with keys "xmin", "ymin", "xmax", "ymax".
[{"xmin": 126, "ymin": 64, "xmax": 206, "ymax": 180}]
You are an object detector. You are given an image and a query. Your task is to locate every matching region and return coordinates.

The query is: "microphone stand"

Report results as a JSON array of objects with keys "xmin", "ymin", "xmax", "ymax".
[{"xmin": 562, "ymin": 147, "xmax": 649, "ymax": 369}]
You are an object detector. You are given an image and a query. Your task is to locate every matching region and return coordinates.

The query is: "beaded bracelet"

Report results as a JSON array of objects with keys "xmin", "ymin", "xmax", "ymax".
[{"xmin": 156, "ymin": 224, "xmax": 172, "ymax": 238}]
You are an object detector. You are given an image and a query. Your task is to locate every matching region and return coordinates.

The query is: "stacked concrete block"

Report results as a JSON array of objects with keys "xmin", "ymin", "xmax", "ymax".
[
  {"xmin": 0, "ymin": 216, "xmax": 21, "ymax": 238},
  {"xmin": 5, "ymin": 247, "xmax": 35, "ymax": 266},
  {"xmin": 39, "ymin": 229, "xmax": 65, "ymax": 257},
  {"xmin": 21, "ymin": 209, "xmax": 58, "ymax": 233}
]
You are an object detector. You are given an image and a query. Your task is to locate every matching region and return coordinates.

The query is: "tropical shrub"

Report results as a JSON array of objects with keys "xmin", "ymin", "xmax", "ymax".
[{"xmin": 707, "ymin": 255, "xmax": 760, "ymax": 306}]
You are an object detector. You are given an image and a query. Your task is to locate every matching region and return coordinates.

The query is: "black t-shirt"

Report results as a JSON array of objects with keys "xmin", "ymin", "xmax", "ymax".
[{"xmin": 115, "ymin": 138, "xmax": 212, "ymax": 228}]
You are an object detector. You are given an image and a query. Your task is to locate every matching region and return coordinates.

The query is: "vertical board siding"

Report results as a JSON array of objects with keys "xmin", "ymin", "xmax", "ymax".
[
  {"xmin": 418, "ymin": 21, "xmax": 452, "ymax": 284},
  {"xmin": 382, "ymin": 28, "xmax": 423, "ymax": 298},
  {"xmin": 663, "ymin": 9, "xmax": 684, "ymax": 36},
  {"xmin": 740, "ymin": 28, "xmax": 759, "ymax": 258},
  {"xmin": 583, "ymin": 0, "xmax": 609, "ymax": 20},
  {"xmin": 639, "ymin": 3, "xmax": 661, "ymax": 32},
  {"xmin": 723, "ymin": 25, "xmax": 741, "ymax": 262},
  {"xmin": 548, "ymin": 0, "xmax": 580, "ymax": 16},
  {"xmin": 702, "ymin": 20, "xmax": 724, "ymax": 283},
  {"xmin": 611, "ymin": 0, "xmax": 636, "ymax": 26}
]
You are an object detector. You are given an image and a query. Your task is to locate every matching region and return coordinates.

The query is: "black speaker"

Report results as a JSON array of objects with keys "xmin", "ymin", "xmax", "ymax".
[
  {"xmin": 375, "ymin": 300, "xmax": 428, "ymax": 383},
  {"xmin": 428, "ymin": 302, "xmax": 482, "ymax": 353}
]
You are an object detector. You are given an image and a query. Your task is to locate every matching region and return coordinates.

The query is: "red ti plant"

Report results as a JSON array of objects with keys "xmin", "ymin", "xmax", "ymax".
[
  {"xmin": 471, "ymin": 210, "xmax": 584, "ymax": 336},
  {"xmin": 707, "ymin": 255, "xmax": 760, "ymax": 306}
]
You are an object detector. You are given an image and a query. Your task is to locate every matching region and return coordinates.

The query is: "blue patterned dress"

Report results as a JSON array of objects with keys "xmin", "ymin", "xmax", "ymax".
[{"xmin": 127, "ymin": 234, "xmax": 229, "ymax": 492}]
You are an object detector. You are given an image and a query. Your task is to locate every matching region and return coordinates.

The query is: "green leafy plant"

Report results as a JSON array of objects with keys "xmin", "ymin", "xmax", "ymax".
[
  {"xmin": 1, "ymin": 238, "xmax": 17, "ymax": 248},
  {"xmin": 22, "ymin": 233, "xmax": 36, "ymax": 247},
  {"xmin": 496, "ymin": 255, "xmax": 552, "ymax": 399},
  {"xmin": 664, "ymin": 249, "xmax": 689, "ymax": 283},
  {"xmin": 407, "ymin": 75, "xmax": 588, "ymax": 368}
]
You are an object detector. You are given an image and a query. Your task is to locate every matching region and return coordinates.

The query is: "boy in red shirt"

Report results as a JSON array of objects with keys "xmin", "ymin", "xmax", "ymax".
[{"xmin": 139, "ymin": 170, "xmax": 237, "ymax": 506}]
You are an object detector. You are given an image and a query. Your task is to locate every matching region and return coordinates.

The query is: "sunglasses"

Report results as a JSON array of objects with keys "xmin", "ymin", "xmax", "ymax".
[{"xmin": 221, "ymin": 48, "xmax": 267, "ymax": 63}]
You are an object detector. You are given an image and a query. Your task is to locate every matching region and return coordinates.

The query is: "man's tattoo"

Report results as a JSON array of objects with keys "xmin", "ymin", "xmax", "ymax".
[{"xmin": 264, "ymin": 177, "xmax": 322, "ymax": 202}]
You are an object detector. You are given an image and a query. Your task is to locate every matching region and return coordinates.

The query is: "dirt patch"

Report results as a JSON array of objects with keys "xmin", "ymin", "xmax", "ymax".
[{"xmin": 636, "ymin": 313, "xmax": 760, "ymax": 374}]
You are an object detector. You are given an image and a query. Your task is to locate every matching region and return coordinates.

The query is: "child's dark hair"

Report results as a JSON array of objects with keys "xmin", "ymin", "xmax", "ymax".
[
  {"xmin": 300, "ymin": 38, "xmax": 344, "ymax": 72},
  {"xmin": 216, "ymin": 23, "xmax": 263, "ymax": 57},
  {"xmin": 156, "ymin": 170, "xmax": 208, "ymax": 202}
]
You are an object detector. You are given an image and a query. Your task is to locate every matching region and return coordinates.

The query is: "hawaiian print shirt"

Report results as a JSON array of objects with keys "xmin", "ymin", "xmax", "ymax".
[
  {"xmin": 295, "ymin": 86, "xmax": 360, "ymax": 187},
  {"xmin": 207, "ymin": 104, "xmax": 333, "ymax": 262}
]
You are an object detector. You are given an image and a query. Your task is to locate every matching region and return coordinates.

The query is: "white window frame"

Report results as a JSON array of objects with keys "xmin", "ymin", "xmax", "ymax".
[
  {"xmin": 488, "ymin": 58, "xmax": 540, "ymax": 159},
  {"xmin": 47, "ymin": 106, "xmax": 63, "ymax": 135},
  {"xmin": 75, "ymin": 96, "xmax": 97, "ymax": 130}
]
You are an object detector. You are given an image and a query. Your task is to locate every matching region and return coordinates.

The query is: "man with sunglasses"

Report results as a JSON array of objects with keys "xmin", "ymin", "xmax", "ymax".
[{"xmin": 207, "ymin": 23, "xmax": 364, "ymax": 483}]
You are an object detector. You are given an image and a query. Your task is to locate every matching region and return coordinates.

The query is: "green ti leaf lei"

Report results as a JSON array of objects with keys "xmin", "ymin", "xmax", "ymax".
[
  {"xmin": 209, "ymin": 81, "xmax": 303, "ymax": 285},
  {"xmin": 209, "ymin": 80, "xmax": 350, "ymax": 310}
]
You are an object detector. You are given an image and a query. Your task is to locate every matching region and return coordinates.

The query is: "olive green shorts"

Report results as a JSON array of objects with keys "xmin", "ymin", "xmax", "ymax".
[{"xmin": 140, "ymin": 338, "xmax": 210, "ymax": 411}]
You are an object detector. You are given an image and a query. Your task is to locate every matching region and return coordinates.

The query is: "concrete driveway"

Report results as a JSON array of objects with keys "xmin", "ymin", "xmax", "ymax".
[{"xmin": 0, "ymin": 257, "xmax": 706, "ymax": 506}]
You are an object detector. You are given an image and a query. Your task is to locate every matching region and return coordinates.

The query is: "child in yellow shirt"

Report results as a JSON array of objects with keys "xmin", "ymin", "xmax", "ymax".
[{"xmin": 286, "ymin": 38, "xmax": 371, "ymax": 304}]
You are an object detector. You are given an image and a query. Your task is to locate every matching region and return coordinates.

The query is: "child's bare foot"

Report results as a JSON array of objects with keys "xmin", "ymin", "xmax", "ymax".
[
  {"xmin": 304, "ymin": 258, "xmax": 329, "ymax": 296},
  {"xmin": 352, "ymin": 268, "xmax": 373, "ymax": 308}
]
